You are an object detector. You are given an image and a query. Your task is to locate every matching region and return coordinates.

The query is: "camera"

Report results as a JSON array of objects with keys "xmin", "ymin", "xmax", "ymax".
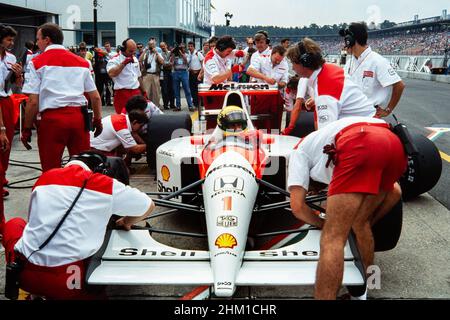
[{"xmin": 5, "ymin": 260, "xmax": 24, "ymax": 300}]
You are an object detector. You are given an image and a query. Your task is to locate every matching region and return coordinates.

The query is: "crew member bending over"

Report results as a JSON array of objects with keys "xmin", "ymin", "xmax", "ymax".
[
  {"xmin": 2, "ymin": 152, "xmax": 155, "ymax": 300},
  {"xmin": 90, "ymin": 110, "xmax": 148, "ymax": 157}
]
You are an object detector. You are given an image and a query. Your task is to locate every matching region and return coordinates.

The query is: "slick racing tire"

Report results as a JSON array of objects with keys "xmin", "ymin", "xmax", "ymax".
[
  {"xmin": 290, "ymin": 112, "xmax": 315, "ymax": 138},
  {"xmin": 372, "ymin": 200, "xmax": 403, "ymax": 252},
  {"xmin": 400, "ymin": 134, "xmax": 442, "ymax": 200},
  {"xmin": 146, "ymin": 114, "xmax": 192, "ymax": 170}
]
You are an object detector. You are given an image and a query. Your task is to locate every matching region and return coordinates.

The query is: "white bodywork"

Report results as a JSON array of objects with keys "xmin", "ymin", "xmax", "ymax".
[{"xmin": 87, "ymin": 91, "xmax": 366, "ymax": 297}]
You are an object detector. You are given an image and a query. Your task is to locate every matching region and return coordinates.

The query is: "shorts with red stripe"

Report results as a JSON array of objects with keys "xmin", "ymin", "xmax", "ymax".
[
  {"xmin": 1, "ymin": 218, "xmax": 106, "ymax": 300},
  {"xmin": 328, "ymin": 124, "xmax": 408, "ymax": 197},
  {"xmin": 114, "ymin": 89, "xmax": 142, "ymax": 114},
  {"xmin": 37, "ymin": 107, "xmax": 90, "ymax": 172}
]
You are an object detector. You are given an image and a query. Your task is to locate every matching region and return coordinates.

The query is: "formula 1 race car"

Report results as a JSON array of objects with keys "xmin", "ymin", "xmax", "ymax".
[{"xmin": 86, "ymin": 88, "xmax": 441, "ymax": 298}]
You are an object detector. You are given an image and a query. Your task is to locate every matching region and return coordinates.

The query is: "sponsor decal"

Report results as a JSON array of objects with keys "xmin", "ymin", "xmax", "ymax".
[
  {"xmin": 215, "ymin": 233, "xmax": 238, "ymax": 249},
  {"xmin": 209, "ymin": 83, "xmax": 271, "ymax": 91},
  {"xmin": 214, "ymin": 251, "xmax": 238, "ymax": 258},
  {"xmin": 206, "ymin": 164, "xmax": 255, "ymax": 178},
  {"xmin": 319, "ymin": 115, "xmax": 330, "ymax": 123},
  {"xmin": 317, "ymin": 105, "xmax": 328, "ymax": 111},
  {"xmin": 157, "ymin": 180, "xmax": 180, "ymax": 194},
  {"xmin": 388, "ymin": 68, "xmax": 396, "ymax": 76},
  {"xmin": 223, "ymin": 197, "xmax": 233, "ymax": 211},
  {"xmin": 214, "ymin": 176, "xmax": 245, "ymax": 192},
  {"xmin": 217, "ymin": 281, "xmax": 232, "ymax": 287},
  {"xmin": 217, "ymin": 215, "xmax": 238, "ymax": 228},
  {"xmin": 161, "ymin": 165, "xmax": 171, "ymax": 182},
  {"xmin": 363, "ymin": 70, "xmax": 374, "ymax": 78},
  {"xmin": 119, "ymin": 248, "xmax": 196, "ymax": 257},
  {"xmin": 158, "ymin": 150, "xmax": 175, "ymax": 158},
  {"xmin": 259, "ymin": 250, "xmax": 319, "ymax": 257}
]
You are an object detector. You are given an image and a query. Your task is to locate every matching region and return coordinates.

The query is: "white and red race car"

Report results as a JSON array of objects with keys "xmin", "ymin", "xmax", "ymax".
[
  {"xmin": 87, "ymin": 82, "xmax": 442, "ymax": 298},
  {"xmin": 86, "ymin": 89, "xmax": 423, "ymax": 298}
]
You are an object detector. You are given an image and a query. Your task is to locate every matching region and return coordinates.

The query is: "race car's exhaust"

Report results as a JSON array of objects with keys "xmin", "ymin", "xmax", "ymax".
[{"xmin": 202, "ymin": 151, "xmax": 259, "ymax": 298}]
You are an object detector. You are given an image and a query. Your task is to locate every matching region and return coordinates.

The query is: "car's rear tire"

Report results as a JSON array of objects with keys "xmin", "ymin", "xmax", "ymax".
[
  {"xmin": 400, "ymin": 133, "xmax": 442, "ymax": 200},
  {"xmin": 372, "ymin": 200, "xmax": 403, "ymax": 252},
  {"xmin": 290, "ymin": 112, "xmax": 315, "ymax": 138},
  {"xmin": 146, "ymin": 114, "xmax": 192, "ymax": 169}
]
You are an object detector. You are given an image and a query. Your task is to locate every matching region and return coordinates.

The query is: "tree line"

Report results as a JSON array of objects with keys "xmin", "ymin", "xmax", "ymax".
[{"xmin": 215, "ymin": 21, "xmax": 397, "ymax": 38}]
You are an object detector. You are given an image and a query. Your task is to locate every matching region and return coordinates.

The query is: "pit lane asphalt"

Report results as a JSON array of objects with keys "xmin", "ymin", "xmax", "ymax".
[{"xmin": 0, "ymin": 78, "xmax": 449, "ymax": 300}]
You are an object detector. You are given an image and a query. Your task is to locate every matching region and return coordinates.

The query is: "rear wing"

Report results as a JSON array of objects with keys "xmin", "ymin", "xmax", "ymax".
[{"xmin": 198, "ymin": 83, "xmax": 279, "ymax": 97}]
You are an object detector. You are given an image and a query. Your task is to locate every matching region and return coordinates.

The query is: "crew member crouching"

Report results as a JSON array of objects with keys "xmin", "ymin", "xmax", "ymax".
[
  {"xmin": 90, "ymin": 110, "xmax": 148, "ymax": 157},
  {"xmin": 288, "ymin": 117, "xmax": 407, "ymax": 300},
  {"xmin": 2, "ymin": 152, "xmax": 155, "ymax": 300}
]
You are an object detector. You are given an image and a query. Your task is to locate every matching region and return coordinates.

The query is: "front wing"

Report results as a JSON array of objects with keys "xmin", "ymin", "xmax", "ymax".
[{"xmin": 87, "ymin": 230, "xmax": 365, "ymax": 287}]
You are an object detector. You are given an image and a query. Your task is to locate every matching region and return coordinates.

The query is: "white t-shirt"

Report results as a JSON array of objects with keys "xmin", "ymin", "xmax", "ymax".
[
  {"xmin": 144, "ymin": 51, "xmax": 163, "ymax": 74},
  {"xmin": 308, "ymin": 63, "xmax": 376, "ymax": 129},
  {"xmin": 248, "ymin": 47, "xmax": 272, "ymax": 83},
  {"xmin": 288, "ymin": 117, "xmax": 387, "ymax": 191},
  {"xmin": 345, "ymin": 47, "xmax": 402, "ymax": 107},
  {"xmin": 15, "ymin": 164, "xmax": 153, "ymax": 267},
  {"xmin": 90, "ymin": 114, "xmax": 137, "ymax": 152},
  {"xmin": 187, "ymin": 50, "xmax": 205, "ymax": 71},
  {"xmin": 0, "ymin": 51, "xmax": 17, "ymax": 97},
  {"xmin": 22, "ymin": 45, "xmax": 97, "ymax": 111},
  {"xmin": 107, "ymin": 53, "xmax": 141, "ymax": 90},
  {"xmin": 296, "ymin": 77, "xmax": 313, "ymax": 100}
]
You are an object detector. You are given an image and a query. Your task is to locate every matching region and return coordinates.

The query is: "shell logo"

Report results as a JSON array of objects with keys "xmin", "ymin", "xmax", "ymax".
[
  {"xmin": 215, "ymin": 233, "xmax": 238, "ymax": 249},
  {"xmin": 161, "ymin": 166, "xmax": 171, "ymax": 182}
]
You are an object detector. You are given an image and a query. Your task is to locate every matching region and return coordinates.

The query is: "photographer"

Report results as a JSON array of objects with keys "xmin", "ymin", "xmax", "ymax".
[
  {"xmin": 170, "ymin": 43, "xmax": 194, "ymax": 112},
  {"xmin": 140, "ymin": 40, "xmax": 164, "ymax": 108},
  {"xmin": 2, "ymin": 152, "xmax": 155, "ymax": 300}
]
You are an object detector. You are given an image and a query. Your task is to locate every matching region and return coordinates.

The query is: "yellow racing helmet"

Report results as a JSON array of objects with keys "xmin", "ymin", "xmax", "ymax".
[{"xmin": 217, "ymin": 106, "xmax": 249, "ymax": 136}]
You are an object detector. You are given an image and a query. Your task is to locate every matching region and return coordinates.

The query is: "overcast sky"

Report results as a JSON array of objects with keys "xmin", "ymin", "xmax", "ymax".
[{"xmin": 211, "ymin": 0, "xmax": 449, "ymax": 27}]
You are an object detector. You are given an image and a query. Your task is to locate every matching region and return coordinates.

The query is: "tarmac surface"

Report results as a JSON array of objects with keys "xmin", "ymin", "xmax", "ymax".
[{"xmin": 0, "ymin": 78, "xmax": 449, "ymax": 300}]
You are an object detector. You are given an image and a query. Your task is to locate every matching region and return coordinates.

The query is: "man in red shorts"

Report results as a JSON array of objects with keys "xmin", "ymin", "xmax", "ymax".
[
  {"xmin": 107, "ymin": 38, "xmax": 146, "ymax": 114},
  {"xmin": 287, "ymin": 117, "xmax": 408, "ymax": 300}
]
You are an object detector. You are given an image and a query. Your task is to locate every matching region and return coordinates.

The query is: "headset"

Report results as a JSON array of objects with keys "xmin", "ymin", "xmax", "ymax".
[
  {"xmin": 118, "ymin": 38, "xmax": 132, "ymax": 54},
  {"xmin": 255, "ymin": 30, "xmax": 270, "ymax": 45},
  {"xmin": 297, "ymin": 41, "xmax": 320, "ymax": 69},
  {"xmin": 69, "ymin": 152, "xmax": 110, "ymax": 175},
  {"xmin": 339, "ymin": 27, "xmax": 356, "ymax": 48}
]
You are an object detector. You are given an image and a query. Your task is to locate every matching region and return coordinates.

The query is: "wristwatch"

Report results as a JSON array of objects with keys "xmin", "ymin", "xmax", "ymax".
[{"xmin": 0, "ymin": 126, "xmax": 6, "ymax": 132}]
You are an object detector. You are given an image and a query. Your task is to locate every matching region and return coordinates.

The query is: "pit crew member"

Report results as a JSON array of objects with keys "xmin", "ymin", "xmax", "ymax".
[
  {"xmin": 341, "ymin": 22, "xmax": 405, "ymax": 118},
  {"xmin": 286, "ymin": 38, "xmax": 375, "ymax": 130},
  {"xmin": 1, "ymin": 152, "xmax": 155, "ymax": 300},
  {"xmin": 107, "ymin": 38, "xmax": 145, "ymax": 114},
  {"xmin": 288, "ymin": 117, "xmax": 407, "ymax": 300},
  {"xmin": 90, "ymin": 109, "xmax": 148, "ymax": 157},
  {"xmin": 21, "ymin": 23, "xmax": 103, "ymax": 172},
  {"xmin": 0, "ymin": 24, "xmax": 23, "ymax": 233}
]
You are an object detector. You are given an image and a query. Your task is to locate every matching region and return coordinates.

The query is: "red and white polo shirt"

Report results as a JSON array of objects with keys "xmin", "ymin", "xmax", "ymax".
[
  {"xmin": 106, "ymin": 53, "xmax": 141, "ymax": 90},
  {"xmin": 22, "ymin": 45, "xmax": 97, "ymax": 111},
  {"xmin": 0, "ymin": 51, "xmax": 17, "ymax": 97},
  {"xmin": 203, "ymin": 49, "xmax": 233, "ymax": 85},
  {"xmin": 15, "ymin": 164, "xmax": 153, "ymax": 267},
  {"xmin": 308, "ymin": 63, "xmax": 376, "ymax": 129},
  {"xmin": 90, "ymin": 114, "xmax": 137, "ymax": 152}
]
